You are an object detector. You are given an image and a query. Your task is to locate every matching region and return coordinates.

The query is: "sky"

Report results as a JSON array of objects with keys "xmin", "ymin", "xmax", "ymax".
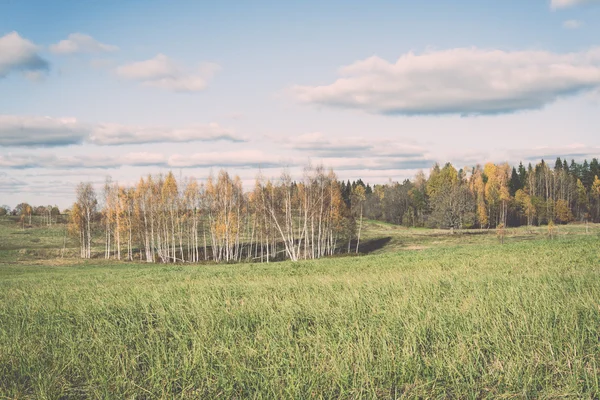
[{"xmin": 1, "ymin": 0, "xmax": 600, "ymax": 209}]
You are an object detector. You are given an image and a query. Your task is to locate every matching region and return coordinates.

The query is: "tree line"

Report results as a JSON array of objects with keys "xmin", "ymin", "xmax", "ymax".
[
  {"xmin": 0, "ymin": 203, "xmax": 62, "ymax": 228},
  {"xmin": 341, "ymin": 157, "xmax": 600, "ymax": 229},
  {"xmin": 62, "ymin": 157, "xmax": 599, "ymax": 262}
]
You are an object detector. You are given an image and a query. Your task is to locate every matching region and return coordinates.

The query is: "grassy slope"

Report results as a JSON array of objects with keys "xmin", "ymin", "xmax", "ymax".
[{"xmin": 1, "ymin": 216, "xmax": 600, "ymax": 398}]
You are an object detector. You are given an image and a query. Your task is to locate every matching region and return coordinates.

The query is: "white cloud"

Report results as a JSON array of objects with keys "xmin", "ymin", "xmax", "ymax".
[
  {"xmin": 89, "ymin": 122, "xmax": 243, "ymax": 145},
  {"xmin": 50, "ymin": 33, "xmax": 118, "ymax": 54},
  {"xmin": 0, "ymin": 172, "xmax": 27, "ymax": 192},
  {"xmin": 289, "ymin": 132, "xmax": 426, "ymax": 159},
  {"xmin": 0, "ymin": 31, "xmax": 49, "ymax": 78},
  {"xmin": 292, "ymin": 47, "xmax": 600, "ymax": 116},
  {"xmin": 289, "ymin": 132, "xmax": 373, "ymax": 156},
  {"xmin": 0, "ymin": 152, "xmax": 168, "ymax": 169},
  {"xmin": 115, "ymin": 54, "xmax": 219, "ymax": 92},
  {"xmin": 551, "ymin": 0, "xmax": 600, "ymax": 9},
  {"xmin": 168, "ymin": 150, "xmax": 291, "ymax": 169},
  {"xmin": 563, "ymin": 19, "xmax": 584, "ymax": 29},
  {"xmin": 316, "ymin": 156, "xmax": 431, "ymax": 171},
  {"xmin": 0, "ymin": 177, "xmax": 76, "ymax": 200},
  {"xmin": 0, "ymin": 115, "xmax": 86, "ymax": 147},
  {"xmin": 0, "ymin": 150, "xmax": 290, "ymax": 170},
  {"xmin": 277, "ymin": 132, "xmax": 433, "ymax": 171},
  {"xmin": 0, "ymin": 115, "xmax": 243, "ymax": 147}
]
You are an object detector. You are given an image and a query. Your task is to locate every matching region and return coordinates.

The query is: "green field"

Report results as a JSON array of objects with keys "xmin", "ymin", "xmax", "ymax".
[{"xmin": 1, "ymin": 217, "xmax": 600, "ymax": 398}]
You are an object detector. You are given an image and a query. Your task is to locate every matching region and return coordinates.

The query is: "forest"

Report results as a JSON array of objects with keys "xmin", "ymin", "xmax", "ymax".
[
  {"xmin": 346, "ymin": 157, "xmax": 600, "ymax": 229},
  {"xmin": 4, "ymin": 157, "xmax": 599, "ymax": 263}
]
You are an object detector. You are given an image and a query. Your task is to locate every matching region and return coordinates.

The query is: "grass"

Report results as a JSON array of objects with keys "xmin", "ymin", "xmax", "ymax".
[
  {"xmin": 0, "ymin": 216, "xmax": 73, "ymax": 263},
  {"xmin": 1, "ymin": 217, "xmax": 600, "ymax": 398},
  {"xmin": 360, "ymin": 218, "xmax": 599, "ymax": 253}
]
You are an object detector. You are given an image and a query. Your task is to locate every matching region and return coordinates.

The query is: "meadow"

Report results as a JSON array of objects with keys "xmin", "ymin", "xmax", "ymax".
[{"xmin": 1, "ymin": 217, "xmax": 599, "ymax": 398}]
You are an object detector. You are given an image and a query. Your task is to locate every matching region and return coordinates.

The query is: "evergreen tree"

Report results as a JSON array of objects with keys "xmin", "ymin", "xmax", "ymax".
[
  {"xmin": 554, "ymin": 157, "xmax": 563, "ymax": 172},
  {"xmin": 582, "ymin": 159, "xmax": 592, "ymax": 189},
  {"xmin": 570, "ymin": 160, "xmax": 580, "ymax": 180},
  {"xmin": 590, "ymin": 158, "xmax": 600, "ymax": 180},
  {"xmin": 509, "ymin": 167, "xmax": 521, "ymax": 196},
  {"xmin": 340, "ymin": 180, "xmax": 351, "ymax": 207},
  {"xmin": 518, "ymin": 162, "xmax": 527, "ymax": 188}
]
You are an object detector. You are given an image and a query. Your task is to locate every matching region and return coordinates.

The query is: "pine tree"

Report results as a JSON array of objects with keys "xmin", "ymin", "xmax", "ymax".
[
  {"xmin": 590, "ymin": 159, "xmax": 600, "ymax": 181},
  {"xmin": 582, "ymin": 160, "xmax": 592, "ymax": 190},
  {"xmin": 509, "ymin": 167, "xmax": 521, "ymax": 196},
  {"xmin": 554, "ymin": 157, "xmax": 563, "ymax": 172},
  {"xmin": 518, "ymin": 162, "xmax": 527, "ymax": 188}
]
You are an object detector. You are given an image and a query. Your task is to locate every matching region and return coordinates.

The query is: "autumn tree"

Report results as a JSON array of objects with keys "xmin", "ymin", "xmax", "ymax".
[
  {"xmin": 515, "ymin": 189, "xmax": 535, "ymax": 227},
  {"xmin": 70, "ymin": 182, "xmax": 97, "ymax": 258},
  {"xmin": 351, "ymin": 185, "xmax": 366, "ymax": 253},
  {"xmin": 13, "ymin": 203, "xmax": 33, "ymax": 228},
  {"xmin": 575, "ymin": 179, "xmax": 588, "ymax": 221},
  {"xmin": 555, "ymin": 199, "xmax": 573, "ymax": 224},
  {"xmin": 592, "ymin": 176, "xmax": 600, "ymax": 222}
]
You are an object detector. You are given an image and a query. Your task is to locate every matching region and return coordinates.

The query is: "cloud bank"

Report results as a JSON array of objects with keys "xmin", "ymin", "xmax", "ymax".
[
  {"xmin": 289, "ymin": 132, "xmax": 427, "ymax": 159},
  {"xmin": 0, "ymin": 116, "xmax": 86, "ymax": 147},
  {"xmin": 90, "ymin": 123, "xmax": 242, "ymax": 145},
  {"xmin": 0, "ymin": 116, "xmax": 243, "ymax": 147},
  {"xmin": 0, "ymin": 150, "xmax": 287, "ymax": 170},
  {"xmin": 292, "ymin": 47, "xmax": 600, "ymax": 116},
  {"xmin": 0, "ymin": 152, "xmax": 167, "ymax": 169}
]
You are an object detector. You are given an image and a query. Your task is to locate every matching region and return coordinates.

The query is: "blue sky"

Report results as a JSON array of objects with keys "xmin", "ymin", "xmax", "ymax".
[{"xmin": 1, "ymin": 0, "xmax": 600, "ymax": 208}]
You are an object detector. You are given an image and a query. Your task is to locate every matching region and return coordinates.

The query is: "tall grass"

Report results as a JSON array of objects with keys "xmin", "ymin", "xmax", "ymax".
[{"xmin": 1, "ymin": 236, "xmax": 600, "ymax": 398}]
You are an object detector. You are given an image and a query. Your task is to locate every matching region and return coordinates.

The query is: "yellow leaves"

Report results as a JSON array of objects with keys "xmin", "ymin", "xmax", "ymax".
[
  {"xmin": 185, "ymin": 178, "xmax": 199, "ymax": 197},
  {"xmin": 483, "ymin": 162, "xmax": 496, "ymax": 180},
  {"xmin": 352, "ymin": 185, "xmax": 366, "ymax": 202},
  {"xmin": 477, "ymin": 202, "xmax": 488, "ymax": 227},
  {"xmin": 515, "ymin": 189, "xmax": 528, "ymax": 204},
  {"xmin": 68, "ymin": 202, "xmax": 83, "ymax": 236},
  {"xmin": 499, "ymin": 185, "xmax": 510, "ymax": 202},
  {"xmin": 555, "ymin": 199, "xmax": 573, "ymax": 223},
  {"xmin": 329, "ymin": 181, "xmax": 347, "ymax": 225},
  {"xmin": 182, "ymin": 178, "xmax": 201, "ymax": 215},
  {"xmin": 427, "ymin": 163, "xmax": 458, "ymax": 198},
  {"xmin": 205, "ymin": 169, "xmax": 244, "ymax": 245},
  {"xmin": 470, "ymin": 167, "xmax": 485, "ymax": 194},
  {"xmin": 482, "ymin": 162, "xmax": 510, "ymax": 204},
  {"xmin": 206, "ymin": 174, "xmax": 215, "ymax": 197},
  {"xmin": 515, "ymin": 189, "xmax": 536, "ymax": 218},
  {"xmin": 593, "ymin": 176, "xmax": 600, "ymax": 197},
  {"xmin": 162, "ymin": 171, "xmax": 178, "ymax": 201},
  {"xmin": 374, "ymin": 185, "xmax": 385, "ymax": 201}
]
